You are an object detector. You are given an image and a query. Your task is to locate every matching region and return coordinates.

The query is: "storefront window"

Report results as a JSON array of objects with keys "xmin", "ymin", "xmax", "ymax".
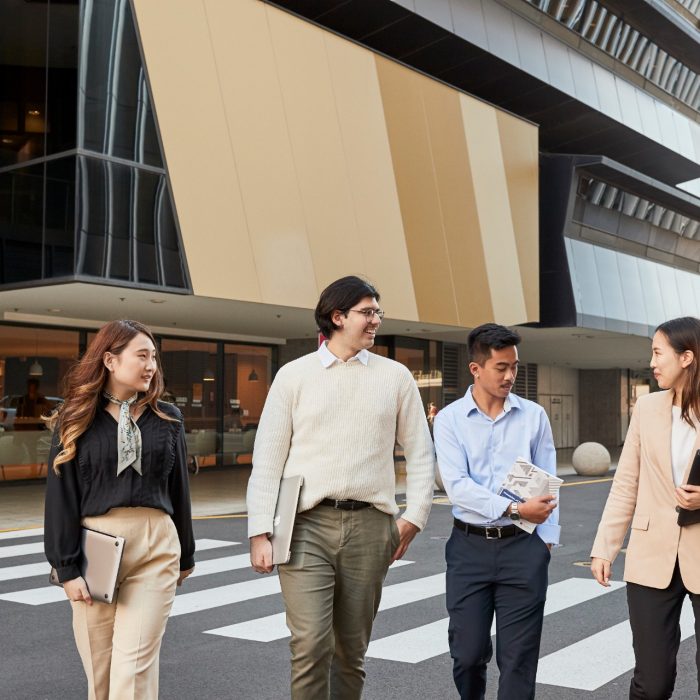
[
  {"xmin": 0, "ymin": 325, "xmax": 79, "ymax": 481},
  {"xmin": 159, "ymin": 338, "xmax": 218, "ymax": 466},
  {"xmin": 222, "ymin": 344, "xmax": 272, "ymax": 466},
  {"xmin": 395, "ymin": 338, "xmax": 442, "ymax": 416}
]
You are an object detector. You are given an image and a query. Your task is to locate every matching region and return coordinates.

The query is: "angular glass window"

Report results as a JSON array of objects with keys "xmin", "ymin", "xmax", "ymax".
[{"xmin": 79, "ymin": 0, "xmax": 163, "ymax": 167}]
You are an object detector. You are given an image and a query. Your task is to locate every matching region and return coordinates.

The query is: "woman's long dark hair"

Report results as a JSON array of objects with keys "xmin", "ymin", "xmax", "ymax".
[
  {"xmin": 656, "ymin": 316, "xmax": 700, "ymax": 427},
  {"xmin": 48, "ymin": 319, "xmax": 175, "ymax": 474}
]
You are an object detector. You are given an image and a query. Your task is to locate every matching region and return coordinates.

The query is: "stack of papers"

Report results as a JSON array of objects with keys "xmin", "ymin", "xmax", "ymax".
[{"xmin": 498, "ymin": 457, "xmax": 563, "ymax": 533}]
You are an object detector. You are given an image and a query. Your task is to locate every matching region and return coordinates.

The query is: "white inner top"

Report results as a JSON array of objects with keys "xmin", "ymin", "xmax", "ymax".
[{"xmin": 671, "ymin": 405, "xmax": 696, "ymax": 486}]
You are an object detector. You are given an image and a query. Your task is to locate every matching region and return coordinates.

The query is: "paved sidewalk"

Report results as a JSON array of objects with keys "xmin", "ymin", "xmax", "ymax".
[{"xmin": 0, "ymin": 450, "xmax": 619, "ymax": 532}]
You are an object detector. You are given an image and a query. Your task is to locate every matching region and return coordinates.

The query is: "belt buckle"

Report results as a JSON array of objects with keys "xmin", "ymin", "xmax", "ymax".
[
  {"xmin": 334, "ymin": 499, "xmax": 350, "ymax": 510},
  {"xmin": 485, "ymin": 526, "xmax": 501, "ymax": 539}
]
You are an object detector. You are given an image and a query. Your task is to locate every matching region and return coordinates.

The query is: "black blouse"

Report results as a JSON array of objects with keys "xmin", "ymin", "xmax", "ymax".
[{"xmin": 44, "ymin": 400, "xmax": 195, "ymax": 582}]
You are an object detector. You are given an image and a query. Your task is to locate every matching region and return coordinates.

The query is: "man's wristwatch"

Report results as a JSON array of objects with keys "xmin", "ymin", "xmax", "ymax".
[{"xmin": 509, "ymin": 503, "xmax": 521, "ymax": 521}]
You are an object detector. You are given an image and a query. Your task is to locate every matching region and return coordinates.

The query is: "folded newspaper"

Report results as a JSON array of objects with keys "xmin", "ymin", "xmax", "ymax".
[{"xmin": 497, "ymin": 457, "xmax": 563, "ymax": 533}]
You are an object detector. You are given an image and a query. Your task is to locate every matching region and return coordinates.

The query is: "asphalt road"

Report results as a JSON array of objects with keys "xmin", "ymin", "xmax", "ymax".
[{"xmin": 1, "ymin": 476, "xmax": 698, "ymax": 699}]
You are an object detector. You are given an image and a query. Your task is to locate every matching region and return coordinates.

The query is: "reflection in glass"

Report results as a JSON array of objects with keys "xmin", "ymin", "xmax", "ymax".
[
  {"xmin": 0, "ymin": 326, "xmax": 79, "ymax": 481},
  {"xmin": 160, "ymin": 339, "xmax": 218, "ymax": 466},
  {"xmin": 0, "ymin": 0, "xmax": 78, "ymax": 167},
  {"xmin": 79, "ymin": 0, "xmax": 162, "ymax": 166},
  {"xmin": 223, "ymin": 344, "xmax": 272, "ymax": 465},
  {"xmin": 76, "ymin": 155, "xmax": 186, "ymax": 287},
  {"xmin": 0, "ymin": 163, "xmax": 45, "ymax": 283}
]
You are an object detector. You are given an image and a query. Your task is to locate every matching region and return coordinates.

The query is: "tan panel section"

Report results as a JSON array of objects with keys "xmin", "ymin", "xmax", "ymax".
[
  {"xmin": 497, "ymin": 113, "xmax": 540, "ymax": 322},
  {"xmin": 460, "ymin": 95, "xmax": 529, "ymax": 326},
  {"xmin": 131, "ymin": 0, "xmax": 261, "ymax": 302},
  {"xmin": 420, "ymin": 78, "xmax": 495, "ymax": 327},
  {"xmin": 324, "ymin": 35, "xmax": 419, "ymax": 321},
  {"xmin": 204, "ymin": 0, "xmax": 318, "ymax": 308},
  {"xmin": 375, "ymin": 56, "xmax": 459, "ymax": 326}
]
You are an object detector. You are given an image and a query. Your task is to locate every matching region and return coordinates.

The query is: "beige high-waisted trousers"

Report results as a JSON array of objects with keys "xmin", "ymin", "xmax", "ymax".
[{"xmin": 71, "ymin": 507, "xmax": 180, "ymax": 700}]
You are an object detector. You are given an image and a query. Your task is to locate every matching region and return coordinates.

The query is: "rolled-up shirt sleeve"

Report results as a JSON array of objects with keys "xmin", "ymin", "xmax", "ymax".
[{"xmin": 44, "ymin": 433, "xmax": 83, "ymax": 583}]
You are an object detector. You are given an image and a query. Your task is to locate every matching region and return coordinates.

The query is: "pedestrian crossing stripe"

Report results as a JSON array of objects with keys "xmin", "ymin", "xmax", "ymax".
[
  {"xmin": 535, "ymin": 598, "xmax": 694, "ymax": 691},
  {"xmin": 0, "ymin": 524, "xmax": 696, "ymax": 693},
  {"xmin": 0, "ymin": 527, "xmax": 44, "ymax": 540},
  {"xmin": 365, "ymin": 577, "xmax": 626, "ymax": 664},
  {"xmin": 204, "ymin": 566, "xmax": 435, "ymax": 642},
  {"xmin": 0, "ymin": 537, "xmax": 238, "ymax": 562},
  {"xmin": 0, "ymin": 538, "xmax": 239, "ymax": 605}
]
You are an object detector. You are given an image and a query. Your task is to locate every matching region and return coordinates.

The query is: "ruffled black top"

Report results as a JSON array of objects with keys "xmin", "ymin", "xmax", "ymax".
[{"xmin": 44, "ymin": 400, "xmax": 195, "ymax": 582}]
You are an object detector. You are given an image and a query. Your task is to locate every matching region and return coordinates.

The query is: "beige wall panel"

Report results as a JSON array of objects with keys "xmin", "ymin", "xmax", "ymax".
[
  {"xmin": 204, "ymin": 0, "xmax": 318, "ymax": 308},
  {"xmin": 420, "ymin": 79, "xmax": 495, "ymax": 327},
  {"xmin": 131, "ymin": 0, "xmax": 261, "ymax": 302},
  {"xmin": 460, "ymin": 96, "xmax": 529, "ymax": 326},
  {"xmin": 496, "ymin": 112, "xmax": 540, "ymax": 322},
  {"xmin": 376, "ymin": 57, "xmax": 459, "ymax": 326},
  {"xmin": 264, "ymin": 11, "xmax": 365, "ymax": 292},
  {"xmin": 324, "ymin": 37, "xmax": 419, "ymax": 321}
]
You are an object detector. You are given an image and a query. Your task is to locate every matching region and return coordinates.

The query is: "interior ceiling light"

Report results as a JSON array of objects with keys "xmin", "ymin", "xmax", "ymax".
[
  {"xmin": 27, "ymin": 109, "xmax": 40, "ymax": 116},
  {"xmin": 29, "ymin": 360, "xmax": 43, "ymax": 377},
  {"xmin": 203, "ymin": 368, "xmax": 215, "ymax": 382}
]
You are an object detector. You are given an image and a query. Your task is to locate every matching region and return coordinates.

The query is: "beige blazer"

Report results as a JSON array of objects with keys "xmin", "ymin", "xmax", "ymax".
[{"xmin": 591, "ymin": 389, "xmax": 700, "ymax": 592}]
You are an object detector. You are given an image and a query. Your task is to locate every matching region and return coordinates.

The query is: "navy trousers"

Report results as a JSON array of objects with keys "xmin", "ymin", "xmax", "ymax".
[{"xmin": 445, "ymin": 525, "xmax": 550, "ymax": 700}]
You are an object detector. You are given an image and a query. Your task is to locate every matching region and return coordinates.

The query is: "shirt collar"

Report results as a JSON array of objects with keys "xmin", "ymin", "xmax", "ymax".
[
  {"xmin": 464, "ymin": 385, "xmax": 521, "ymax": 417},
  {"xmin": 317, "ymin": 341, "xmax": 369, "ymax": 368}
]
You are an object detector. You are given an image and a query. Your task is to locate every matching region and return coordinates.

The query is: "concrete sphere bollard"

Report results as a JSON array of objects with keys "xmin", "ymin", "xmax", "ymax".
[{"xmin": 572, "ymin": 442, "xmax": 611, "ymax": 476}]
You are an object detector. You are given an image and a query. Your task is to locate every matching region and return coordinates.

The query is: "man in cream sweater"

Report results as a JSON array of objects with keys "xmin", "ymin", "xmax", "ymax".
[{"xmin": 247, "ymin": 275, "xmax": 435, "ymax": 699}]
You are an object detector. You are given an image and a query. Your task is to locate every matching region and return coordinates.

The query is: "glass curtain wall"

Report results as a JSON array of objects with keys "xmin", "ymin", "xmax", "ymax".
[{"xmin": 0, "ymin": 0, "xmax": 188, "ymax": 290}]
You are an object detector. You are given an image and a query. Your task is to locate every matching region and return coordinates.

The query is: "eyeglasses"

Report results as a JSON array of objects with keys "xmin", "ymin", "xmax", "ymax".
[{"xmin": 348, "ymin": 308, "xmax": 385, "ymax": 321}]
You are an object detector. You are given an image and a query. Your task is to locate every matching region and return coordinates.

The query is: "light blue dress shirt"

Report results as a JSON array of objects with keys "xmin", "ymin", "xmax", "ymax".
[{"xmin": 434, "ymin": 386, "xmax": 560, "ymax": 544}]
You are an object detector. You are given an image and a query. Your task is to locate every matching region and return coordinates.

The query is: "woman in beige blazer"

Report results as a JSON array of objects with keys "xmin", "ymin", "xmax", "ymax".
[{"xmin": 591, "ymin": 316, "xmax": 700, "ymax": 700}]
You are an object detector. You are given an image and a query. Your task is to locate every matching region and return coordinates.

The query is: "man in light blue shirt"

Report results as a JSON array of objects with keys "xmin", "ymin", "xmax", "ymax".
[{"xmin": 434, "ymin": 323, "xmax": 559, "ymax": 700}]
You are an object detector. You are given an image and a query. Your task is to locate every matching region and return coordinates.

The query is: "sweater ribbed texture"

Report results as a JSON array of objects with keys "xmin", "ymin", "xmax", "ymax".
[{"xmin": 246, "ymin": 351, "xmax": 435, "ymax": 538}]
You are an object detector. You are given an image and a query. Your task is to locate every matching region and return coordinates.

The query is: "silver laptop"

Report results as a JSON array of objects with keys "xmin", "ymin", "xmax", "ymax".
[
  {"xmin": 271, "ymin": 475, "xmax": 304, "ymax": 565},
  {"xmin": 49, "ymin": 527, "xmax": 125, "ymax": 604}
]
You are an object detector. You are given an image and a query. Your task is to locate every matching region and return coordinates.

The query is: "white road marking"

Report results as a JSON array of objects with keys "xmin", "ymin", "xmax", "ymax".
[
  {"xmin": 366, "ymin": 577, "xmax": 626, "ymax": 663},
  {"xmin": 0, "ymin": 528, "xmax": 44, "ymax": 541},
  {"xmin": 536, "ymin": 598, "xmax": 694, "ymax": 690},
  {"xmin": 205, "ymin": 566, "xmax": 436, "ymax": 642}
]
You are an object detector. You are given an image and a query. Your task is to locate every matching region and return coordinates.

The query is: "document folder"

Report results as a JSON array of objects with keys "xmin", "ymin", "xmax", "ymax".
[
  {"xmin": 271, "ymin": 475, "xmax": 304, "ymax": 565},
  {"xmin": 677, "ymin": 450, "xmax": 700, "ymax": 527},
  {"xmin": 49, "ymin": 527, "xmax": 125, "ymax": 604}
]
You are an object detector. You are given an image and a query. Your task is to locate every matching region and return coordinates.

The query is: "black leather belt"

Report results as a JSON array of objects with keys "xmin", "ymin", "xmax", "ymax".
[
  {"xmin": 453, "ymin": 518, "xmax": 521, "ymax": 539},
  {"xmin": 320, "ymin": 498, "xmax": 372, "ymax": 511}
]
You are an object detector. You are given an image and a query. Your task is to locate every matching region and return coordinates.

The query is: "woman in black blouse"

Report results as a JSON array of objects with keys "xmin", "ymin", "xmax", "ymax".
[{"xmin": 44, "ymin": 319, "xmax": 195, "ymax": 700}]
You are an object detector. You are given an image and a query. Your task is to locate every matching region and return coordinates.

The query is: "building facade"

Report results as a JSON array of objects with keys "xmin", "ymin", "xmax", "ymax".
[{"xmin": 1, "ymin": 0, "xmax": 699, "ymax": 480}]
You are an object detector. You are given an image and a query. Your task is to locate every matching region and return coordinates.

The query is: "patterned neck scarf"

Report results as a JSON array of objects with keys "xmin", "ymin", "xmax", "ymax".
[{"xmin": 103, "ymin": 391, "xmax": 142, "ymax": 476}]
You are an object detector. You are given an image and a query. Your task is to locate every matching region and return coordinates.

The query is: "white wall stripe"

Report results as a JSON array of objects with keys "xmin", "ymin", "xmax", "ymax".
[
  {"xmin": 0, "ymin": 528, "xmax": 44, "ymax": 541},
  {"xmin": 366, "ymin": 578, "xmax": 626, "ymax": 663},
  {"xmin": 205, "ymin": 565, "xmax": 433, "ymax": 643},
  {"xmin": 536, "ymin": 598, "xmax": 694, "ymax": 691}
]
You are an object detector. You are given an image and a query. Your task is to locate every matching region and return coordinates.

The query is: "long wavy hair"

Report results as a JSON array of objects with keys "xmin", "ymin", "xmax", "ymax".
[
  {"xmin": 656, "ymin": 316, "xmax": 700, "ymax": 428},
  {"xmin": 48, "ymin": 319, "xmax": 176, "ymax": 474}
]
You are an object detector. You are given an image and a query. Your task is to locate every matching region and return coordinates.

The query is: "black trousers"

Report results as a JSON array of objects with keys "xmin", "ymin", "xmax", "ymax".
[
  {"xmin": 445, "ymin": 525, "xmax": 550, "ymax": 700},
  {"xmin": 627, "ymin": 562, "xmax": 700, "ymax": 700}
]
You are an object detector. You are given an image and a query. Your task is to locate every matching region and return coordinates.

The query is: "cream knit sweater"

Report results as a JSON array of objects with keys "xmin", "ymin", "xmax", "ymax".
[{"xmin": 246, "ymin": 351, "xmax": 435, "ymax": 538}]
